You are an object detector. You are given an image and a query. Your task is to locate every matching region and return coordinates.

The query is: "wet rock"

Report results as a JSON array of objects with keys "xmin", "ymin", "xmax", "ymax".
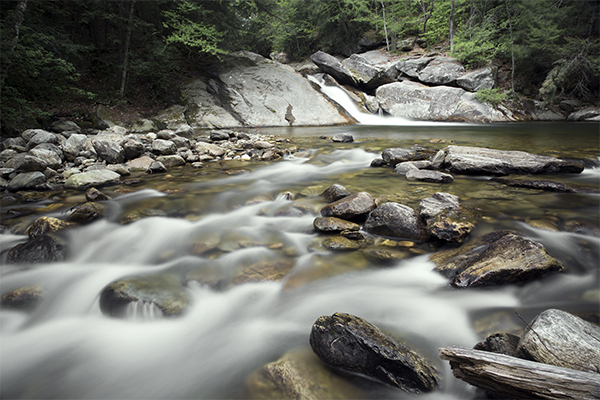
[
  {"xmin": 65, "ymin": 169, "xmax": 120, "ymax": 190},
  {"xmin": 244, "ymin": 348, "xmax": 364, "ymax": 400},
  {"xmin": 320, "ymin": 192, "xmax": 376, "ymax": 221},
  {"xmin": 492, "ymin": 177, "xmax": 587, "ymax": 193},
  {"xmin": 313, "ymin": 217, "xmax": 360, "ymax": 233},
  {"xmin": 85, "ymin": 187, "xmax": 111, "ymax": 202},
  {"xmin": 232, "ymin": 258, "xmax": 296, "ymax": 284},
  {"xmin": 28, "ymin": 216, "xmax": 75, "ymax": 239},
  {"xmin": 68, "ymin": 202, "xmax": 106, "ymax": 223},
  {"xmin": 122, "ymin": 138, "xmax": 145, "ymax": 160},
  {"xmin": 152, "ymin": 139, "xmax": 177, "ymax": 155},
  {"xmin": 370, "ymin": 158, "xmax": 387, "ymax": 167},
  {"xmin": 6, "ymin": 234, "xmax": 66, "ymax": 263},
  {"xmin": 310, "ymin": 312, "xmax": 439, "ymax": 392},
  {"xmin": 15, "ymin": 155, "xmax": 48, "ymax": 172},
  {"xmin": 7, "ymin": 171, "xmax": 46, "ymax": 192},
  {"xmin": 444, "ymin": 146, "xmax": 584, "ymax": 175},
  {"xmin": 1, "ymin": 285, "xmax": 44, "ymax": 311},
  {"xmin": 474, "ymin": 333, "xmax": 521, "ymax": 358},
  {"xmin": 321, "ymin": 184, "xmax": 352, "ymax": 202},
  {"xmin": 393, "ymin": 160, "xmax": 432, "ymax": 175},
  {"xmin": 363, "ymin": 247, "xmax": 410, "ymax": 264},
  {"xmin": 99, "ymin": 273, "xmax": 191, "ymax": 318},
  {"xmin": 419, "ymin": 192, "xmax": 460, "ymax": 219},
  {"xmin": 157, "ymin": 155, "xmax": 186, "ymax": 168},
  {"xmin": 322, "ymin": 236, "xmax": 362, "ymax": 251},
  {"xmin": 405, "ymin": 169, "xmax": 453, "ymax": 183},
  {"xmin": 419, "ymin": 193, "xmax": 476, "ymax": 243},
  {"xmin": 331, "ymin": 133, "xmax": 354, "ymax": 143},
  {"xmin": 382, "ymin": 147, "xmax": 432, "ymax": 165},
  {"xmin": 430, "ymin": 230, "xmax": 564, "ymax": 287},
  {"xmin": 517, "ymin": 309, "xmax": 600, "ymax": 373},
  {"xmin": 365, "ymin": 202, "xmax": 428, "ymax": 241},
  {"xmin": 148, "ymin": 161, "xmax": 167, "ymax": 173},
  {"xmin": 93, "ymin": 139, "xmax": 125, "ymax": 164}
]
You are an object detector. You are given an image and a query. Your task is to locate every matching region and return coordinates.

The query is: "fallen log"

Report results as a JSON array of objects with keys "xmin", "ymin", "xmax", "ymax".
[{"xmin": 439, "ymin": 346, "xmax": 600, "ymax": 400}]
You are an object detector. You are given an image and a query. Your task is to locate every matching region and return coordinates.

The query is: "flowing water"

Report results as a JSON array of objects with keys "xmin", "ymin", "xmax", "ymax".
[{"xmin": 1, "ymin": 117, "xmax": 599, "ymax": 399}]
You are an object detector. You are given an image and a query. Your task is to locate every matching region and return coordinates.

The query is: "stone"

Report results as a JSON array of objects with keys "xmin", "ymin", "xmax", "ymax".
[
  {"xmin": 148, "ymin": 161, "xmax": 167, "ymax": 173},
  {"xmin": 63, "ymin": 134, "xmax": 93, "ymax": 162},
  {"xmin": 443, "ymin": 145, "xmax": 584, "ymax": 175},
  {"xmin": 16, "ymin": 155, "xmax": 48, "ymax": 172},
  {"xmin": 28, "ymin": 147, "xmax": 62, "ymax": 170},
  {"xmin": 376, "ymin": 81, "xmax": 508, "ymax": 123},
  {"xmin": 321, "ymin": 236, "xmax": 362, "ymax": 251},
  {"xmin": 127, "ymin": 156, "xmax": 155, "ymax": 172},
  {"xmin": 64, "ymin": 170, "xmax": 121, "ymax": 190},
  {"xmin": 396, "ymin": 57, "xmax": 434, "ymax": 78},
  {"xmin": 364, "ymin": 202, "xmax": 428, "ymax": 241},
  {"xmin": 28, "ymin": 217, "xmax": 75, "ymax": 239},
  {"xmin": 195, "ymin": 142, "xmax": 225, "ymax": 157},
  {"xmin": 152, "ymin": 139, "xmax": 177, "ymax": 155},
  {"xmin": 99, "ymin": 273, "xmax": 191, "ymax": 318},
  {"xmin": 430, "ymin": 230, "xmax": 564, "ymax": 288},
  {"xmin": 405, "ymin": 169, "xmax": 454, "ymax": 183},
  {"xmin": 400, "ymin": 37, "xmax": 416, "ymax": 51},
  {"xmin": 130, "ymin": 118, "xmax": 156, "ymax": 132},
  {"xmin": 156, "ymin": 129, "xmax": 176, "ymax": 140},
  {"xmin": 393, "ymin": 161, "xmax": 432, "ymax": 175},
  {"xmin": 6, "ymin": 234, "xmax": 66, "ymax": 264},
  {"xmin": 417, "ymin": 56, "xmax": 465, "ymax": 85},
  {"xmin": 106, "ymin": 164, "xmax": 131, "ymax": 176},
  {"xmin": 210, "ymin": 130, "xmax": 230, "ymax": 141},
  {"xmin": 363, "ymin": 248, "xmax": 410, "ymax": 263},
  {"xmin": 321, "ymin": 184, "xmax": 351, "ymax": 202},
  {"xmin": 517, "ymin": 309, "xmax": 600, "ymax": 373},
  {"xmin": 310, "ymin": 51, "xmax": 355, "ymax": 86},
  {"xmin": 382, "ymin": 147, "xmax": 432, "ymax": 165},
  {"xmin": 68, "ymin": 202, "xmax": 106, "ymax": 223},
  {"xmin": 331, "ymin": 133, "xmax": 354, "ymax": 143},
  {"xmin": 340, "ymin": 52, "xmax": 397, "ymax": 89},
  {"xmin": 232, "ymin": 259, "xmax": 296, "ymax": 284},
  {"xmin": 157, "ymin": 155, "xmax": 186, "ymax": 168},
  {"xmin": 122, "ymin": 138, "xmax": 145, "ymax": 160},
  {"xmin": 7, "ymin": 171, "xmax": 46, "ymax": 191},
  {"xmin": 419, "ymin": 192, "xmax": 461, "ymax": 220},
  {"xmin": 567, "ymin": 107, "xmax": 600, "ymax": 121},
  {"xmin": 474, "ymin": 333, "xmax": 521, "ymax": 358},
  {"xmin": 85, "ymin": 187, "xmax": 111, "ymax": 202},
  {"xmin": 93, "ymin": 139, "xmax": 125, "ymax": 164},
  {"xmin": 320, "ymin": 192, "xmax": 376, "ymax": 221},
  {"xmin": 26, "ymin": 130, "xmax": 58, "ymax": 150},
  {"xmin": 1, "ymin": 285, "xmax": 44, "ymax": 311},
  {"xmin": 50, "ymin": 120, "xmax": 81, "ymax": 133},
  {"xmin": 313, "ymin": 217, "xmax": 360, "ymax": 233},
  {"xmin": 310, "ymin": 313, "xmax": 439, "ymax": 393},
  {"xmin": 456, "ymin": 66, "xmax": 496, "ymax": 92}
]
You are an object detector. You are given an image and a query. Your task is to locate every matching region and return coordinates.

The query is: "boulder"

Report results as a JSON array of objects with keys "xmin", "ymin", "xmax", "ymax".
[
  {"xmin": 419, "ymin": 192, "xmax": 461, "ymax": 220},
  {"xmin": 85, "ymin": 187, "xmax": 111, "ymax": 202},
  {"xmin": 232, "ymin": 259, "xmax": 296, "ymax": 284},
  {"xmin": 28, "ymin": 147, "xmax": 62, "ymax": 170},
  {"xmin": 195, "ymin": 142, "xmax": 225, "ymax": 157},
  {"xmin": 64, "ymin": 170, "xmax": 121, "ymax": 190},
  {"xmin": 456, "ymin": 66, "xmax": 496, "ymax": 92},
  {"xmin": 419, "ymin": 193, "xmax": 476, "ymax": 244},
  {"xmin": 1, "ymin": 285, "xmax": 44, "ymax": 311},
  {"xmin": 331, "ymin": 133, "xmax": 354, "ymax": 143},
  {"xmin": 364, "ymin": 202, "xmax": 428, "ymax": 241},
  {"xmin": 152, "ymin": 139, "xmax": 177, "ymax": 155},
  {"xmin": 122, "ymin": 138, "xmax": 145, "ymax": 160},
  {"xmin": 50, "ymin": 120, "xmax": 81, "ymax": 133},
  {"xmin": 63, "ymin": 134, "xmax": 93, "ymax": 162},
  {"xmin": 6, "ymin": 234, "xmax": 66, "ymax": 263},
  {"xmin": 405, "ymin": 169, "xmax": 453, "ymax": 183},
  {"xmin": 313, "ymin": 217, "xmax": 360, "ymax": 233},
  {"xmin": 430, "ymin": 230, "xmax": 564, "ymax": 287},
  {"xmin": 157, "ymin": 155, "xmax": 186, "ymax": 168},
  {"xmin": 93, "ymin": 140, "xmax": 125, "ymax": 164},
  {"xmin": 320, "ymin": 192, "xmax": 376, "ymax": 221},
  {"xmin": 15, "ymin": 155, "xmax": 47, "ymax": 172},
  {"xmin": 417, "ymin": 56, "xmax": 465, "ymax": 85},
  {"xmin": 321, "ymin": 184, "xmax": 352, "ymax": 202},
  {"xmin": 68, "ymin": 202, "xmax": 106, "ymax": 223},
  {"xmin": 310, "ymin": 312, "xmax": 439, "ymax": 392},
  {"xmin": 321, "ymin": 236, "xmax": 362, "ymax": 251},
  {"xmin": 376, "ymin": 81, "xmax": 508, "ymax": 123},
  {"xmin": 382, "ymin": 147, "xmax": 432, "ymax": 165},
  {"xmin": 443, "ymin": 145, "xmax": 584, "ymax": 175},
  {"xmin": 180, "ymin": 81, "xmax": 243, "ymax": 129},
  {"xmin": 518, "ymin": 309, "xmax": 600, "ymax": 373},
  {"xmin": 126, "ymin": 156, "xmax": 155, "ymax": 172},
  {"xmin": 393, "ymin": 160, "xmax": 432, "ymax": 175},
  {"xmin": 310, "ymin": 51, "xmax": 355, "ymax": 86},
  {"xmin": 148, "ymin": 161, "xmax": 167, "ymax": 173},
  {"xmin": 99, "ymin": 273, "xmax": 191, "ymax": 318},
  {"xmin": 28, "ymin": 216, "xmax": 75, "ymax": 239},
  {"xmin": 340, "ymin": 52, "xmax": 397, "ymax": 89},
  {"xmin": 400, "ymin": 37, "xmax": 416, "ymax": 51},
  {"xmin": 7, "ymin": 171, "xmax": 46, "ymax": 191},
  {"xmin": 396, "ymin": 57, "xmax": 434, "ymax": 78},
  {"xmin": 567, "ymin": 107, "xmax": 600, "ymax": 121},
  {"xmin": 26, "ymin": 130, "xmax": 58, "ymax": 150}
]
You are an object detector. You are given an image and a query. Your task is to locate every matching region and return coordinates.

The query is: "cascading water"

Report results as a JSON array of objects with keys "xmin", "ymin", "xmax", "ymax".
[{"xmin": 1, "ymin": 123, "xmax": 598, "ymax": 399}]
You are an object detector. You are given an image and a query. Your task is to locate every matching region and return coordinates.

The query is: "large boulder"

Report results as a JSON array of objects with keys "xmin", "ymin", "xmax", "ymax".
[
  {"xmin": 417, "ymin": 56, "xmax": 465, "ymax": 85},
  {"xmin": 517, "ymin": 309, "xmax": 600, "ymax": 373},
  {"xmin": 93, "ymin": 140, "xmax": 125, "ymax": 164},
  {"xmin": 376, "ymin": 81, "xmax": 508, "ymax": 123},
  {"xmin": 63, "ymin": 134, "xmax": 93, "ymax": 162},
  {"xmin": 64, "ymin": 170, "xmax": 121, "ymax": 190},
  {"xmin": 381, "ymin": 147, "xmax": 433, "ymax": 165},
  {"xmin": 28, "ymin": 147, "xmax": 63, "ymax": 170},
  {"xmin": 7, "ymin": 171, "xmax": 46, "ymax": 191},
  {"xmin": 310, "ymin": 51, "xmax": 355, "ymax": 86},
  {"xmin": 456, "ymin": 66, "xmax": 496, "ymax": 92},
  {"xmin": 364, "ymin": 202, "xmax": 428, "ymax": 241},
  {"xmin": 442, "ymin": 145, "xmax": 584, "ymax": 175},
  {"xmin": 419, "ymin": 193, "xmax": 476, "ymax": 243},
  {"xmin": 310, "ymin": 312, "xmax": 439, "ymax": 393},
  {"xmin": 430, "ymin": 230, "xmax": 564, "ymax": 287},
  {"xmin": 396, "ymin": 57, "xmax": 434, "ymax": 78},
  {"xmin": 320, "ymin": 192, "xmax": 376, "ymax": 221},
  {"xmin": 340, "ymin": 50, "xmax": 399, "ymax": 89}
]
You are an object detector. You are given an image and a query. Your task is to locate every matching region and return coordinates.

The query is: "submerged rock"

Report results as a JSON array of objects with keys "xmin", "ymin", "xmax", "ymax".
[
  {"xmin": 1, "ymin": 285, "xmax": 44, "ymax": 311},
  {"xmin": 313, "ymin": 217, "xmax": 360, "ymax": 233},
  {"xmin": 364, "ymin": 202, "xmax": 428, "ymax": 241},
  {"xmin": 430, "ymin": 230, "xmax": 564, "ymax": 287},
  {"xmin": 310, "ymin": 312, "xmax": 439, "ymax": 392},
  {"xmin": 232, "ymin": 258, "xmax": 296, "ymax": 284},
  {"xmin": 99, "ymin": 273, "xmax": 191, "ymax": 318}
]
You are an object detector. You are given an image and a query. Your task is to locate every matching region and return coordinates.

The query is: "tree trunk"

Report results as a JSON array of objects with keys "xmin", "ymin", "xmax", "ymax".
[
  {"xmin": 381, "ymin": 0, "xmax": 389, "ymax": 51},
  {"xmin": 439, "ymin": 346, "xmax": 600, "ymax": 400},
  {"xmin": 505, "ymin": 0, "xmax": 515, "ymax": 93},
  {"xmin": 449, "ymin": 0, "xmax": 455, "ymax": 53},
  {"xmin": 1, "ymin": 0, "xmax": 28, "ymax": 88},
  {"xmin": 421, "ymin": 0, "xmax": 434, "ymax": 35},
  {"xmin": 119, "ymin": 0, "xmax": 136, "ymax": 98}
]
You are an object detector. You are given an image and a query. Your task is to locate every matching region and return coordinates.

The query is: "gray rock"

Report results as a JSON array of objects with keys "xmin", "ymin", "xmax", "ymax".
[
  {"xmin": 121, "ymin": 138, "xmax": 145, "ymax": 160},
  {"xmin": 2, "ymin": 137, "xmax": 27, "ymax": 151},
  {"xmin": 157, "ymin": 155, "xmax": 185, "ymax": 168},
  {"xmin": 474, "ymin": 333, "xmax": 521, "ymax": 358},
  {"xmin": 50, "ymin": 120, "xmax": 81, "ymax": 133},
  {"xmin": 419, "ymin": 192, "xmax": 461, "ymax": 221},
  {"xmin": 331, "ymin": 133, "xmax": 354, "ymax": 143},
  {"xmin": 456, "ymin": 66, "xmax": 496, "ymax": 92},
  {"xmin": 7, "ymin": 171, "xmax": 46, "ymax": 191},
  {"xmin": 431, "ymin": 149, "xmax": 446, "ymax": 169},
  {"xmin": 394, "ymin": 160, "xmax": 432, "ymax": 175},
  {"xmin": 16, "ymin": 155, "xmax": 48, "ymax": 172},
  {"xmin": 340, "ymin": 53, "xmax": 394, "ymax": 89},
  {"xmin": 106, "ymin": 164, "xmax": 131, "ymax": 176},
  {"xmin": 22, "ymin": 129, "xmax": 49, "ymax": 142},
  {"xmin": 382, "ymin": 147, "xmax": 432, "ymax": 164},
  {"xmin": 364, "ymin": 202, "xmax": 428, "ymax": 241},
  {"xmin": 517, "ymin": 309, "xmax": 600, "ymax": 373},
  {"xmin": 417, "ymin": 56, "xmax": 465, "ymax": 85},
  {"xmin": 376, "ymin": 81, "xmax": 508, "ymax": 123},
  {"xmin": 567, "ymin": 107, "xmax": 600, "ymax": 121},
  {"xmin": 65, "ymin": 170, "xmax": 121, "ymax": 190},
  {"xmin": 405, "ymin": 169, "xmax": 454, "ymax": 183},
  {"xmin": 396, "ymin": 57, "xmax": 434, "ymax": 78},
  {"xmin": 320, "ymin": 192, "xmax": 376, "ymax": 220},
  {"xmin": 148, "ymin": 161, "xmax": 167, "ymax": 173},
  {"xmin": 321, "ymin": 184, "xmax": 352, "ymax": 202},
  {"xmin": 310, "ymin": 312, "xmax": 439, "ymax": 392},
  {"xmin": 419, "ymin": 193, "xmax": 476, "ymax": 243},
  {"xmin": 156, "ymin": 129, "xmax": 176, "ymax": 140},
  {"xmin": 400, "ymin": 37, "xmax": 416, "ymax": 51},
  {"xmin": 430, "ymin": 230, "xmax": 564, "ymax": 287},
  {"xmin": 126, "ymin": 156, "xmax": 155, "ymax": 172},
  {"xmin": 310, "ymin": 51, "xmax": 355, "ymax": 86},
  {"xmin": 68, "ymin": 202, "xmax": 106, "ymax": 223},
  {"xmin": 559, "ymin": 99, "xmax": 583, "ymax": 113},
  {"xmin": 99, "ymin": 273, "xmax": 191, "ymax": 318},
  {"xmin": 28, "ymin": 147, "xmax": 63, "ymax": 170},
  {"xmin": 209, "ymin": 130, "xmax": 230, "ymax": 141},
  {"xmin": 93, "ymin": 140, "xmax": 125, "ymax": 164},
  {"xmin": 27, "ymin": 130, "xmax": 58, "ymax": 150},
  {"xmin": 85, "ymin": 187, "xmax": 111, "ymax": 202},
  {"xmin": 1, "ymin": 149, "xmax": 19, "ymax": 162},
  {"xmin": 63, "ymin": 134, "xmax": 93, "ymax": 162},
  {"xmin": 130, "ymin": 118, "xmax": 156, "ymax": 133},
  {"xmin": 171, "ymin": 135, "xmax": 191, "ymax": 149},
  {"xmin": 313, "ymin": 217, "xmax": 360, "ymax": 233},
  {"xmin": 6, "ymin": 234, "xmax": 65, "ymax": 263},
  {"xmin": 195, "ymin": 142, "xmax": 225, "ymax": 157},
  {"xmin": 444, "ymin": 145, "xmax": 584, "ymax": 175},
  {"xmin": 152, "ymin": 139, "xmax": 177, "ymax": 155}
]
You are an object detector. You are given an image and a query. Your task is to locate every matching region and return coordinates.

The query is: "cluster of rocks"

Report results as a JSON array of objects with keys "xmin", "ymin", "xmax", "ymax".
[{"xmin": 0, "ymin": 120, "xmax": 295, "ymax": 192}]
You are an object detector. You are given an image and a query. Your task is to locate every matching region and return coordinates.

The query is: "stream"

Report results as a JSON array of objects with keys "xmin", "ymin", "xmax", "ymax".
[{"xmin": 1, "ymin": 119, "xmax": 599, "ymax": 399}]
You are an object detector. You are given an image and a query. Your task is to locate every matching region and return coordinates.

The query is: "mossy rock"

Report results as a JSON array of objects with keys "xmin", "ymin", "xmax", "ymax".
[{"xmin": 1, "ymin": 285, "xmax": 44, "ymax": 311}]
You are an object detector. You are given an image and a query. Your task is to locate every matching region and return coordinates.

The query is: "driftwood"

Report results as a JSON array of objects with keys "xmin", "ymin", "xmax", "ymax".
[{"xmin": 439, "ymin": 346, "xmax": 600, "ymax": 399}]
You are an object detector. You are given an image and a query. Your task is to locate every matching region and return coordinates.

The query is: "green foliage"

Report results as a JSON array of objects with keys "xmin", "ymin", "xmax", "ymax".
[{"xmin": 475, "ymin": 88, "xmax": 508, "ymax": 107}]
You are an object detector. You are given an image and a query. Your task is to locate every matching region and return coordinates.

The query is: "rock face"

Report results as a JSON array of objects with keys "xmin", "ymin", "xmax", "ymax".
[
  {"xmin": 99, "ymin": 273, "xmax": 191, "ymax": 318},
  {"xmin": 364, "ymin": 202, "xmax": 428, "ymax": 241},
  {"xmin": 376, "ymin": 81, "xmax": 508, "ymax": 123},
  {"xmin": 430, "ymin": 230, "xmax": 564, "ymax": 287},
  {"xmin": 456, "ymin": 66, "xmax": 496, "ymax": 92},
  {"xmin": 517, "ymin": 309, "xmax": 600, "ymax": 373},
  {"xmin": 310, "ymin": 51, "xmax": 355, "ymax": 86},
  {"xmin": 320, "ymin": 192, "xmax": 376, "ymax": 221},
  {"xmin": 310, "ymin": 312, "xmax": 439, "ymax": 393},
  {"xmin": 443, "ymin": 145, "xmax": 584, "ymax": 175}
]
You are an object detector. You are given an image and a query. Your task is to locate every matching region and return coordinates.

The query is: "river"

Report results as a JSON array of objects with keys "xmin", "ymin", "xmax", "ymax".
[{"xmin": 1, "ymin": 120, "xmax": 599, "ymax": 399}]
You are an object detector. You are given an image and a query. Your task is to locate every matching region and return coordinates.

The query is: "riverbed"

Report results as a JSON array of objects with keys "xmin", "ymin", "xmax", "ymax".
[{"xmin": 1, "ymin": 121, "xmax": 599, "ymax": 399}]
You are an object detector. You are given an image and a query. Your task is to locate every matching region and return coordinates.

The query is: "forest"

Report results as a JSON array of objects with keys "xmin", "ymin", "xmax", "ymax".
[{"xmin": 1, "ymin": 0, "xmax": 598, "ymax": 134}]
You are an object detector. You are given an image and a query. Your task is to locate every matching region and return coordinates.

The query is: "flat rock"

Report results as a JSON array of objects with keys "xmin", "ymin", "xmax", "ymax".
[
  {"xmin": 7, "ymin": 171, "xmax": 46, "ymax": 192},
  {"xmin": 430, "ymin": 230, "xmax": 564, "ymax": 287},
  {"xmin": 65, "ymin": 170, "xmax": 120, "ymax": 190},
  {"xmin": 364, "ymin": 202, "xmax": 428, "ymax": 241},
  {"xmin": 313, "ymin": 217, "xmax": 360, "ymax": 233},
  {"xmin": 444, "ymin": 145, "xmax": 584, "ymax": 175},
  {"xmin": 310, "ymin": 312, "xmax": 439, "ymax": 392},
  {"xmin": 321, "ymin": 236, "xmax": 362, "ymax": 251},
  {"xmin": 382, "ymin": 147, "xmax": 432, "ymax": 165},
  {"xmin": 320, "ymin": 192, "xmax": 376, "ymax": 220},
  {"xmin": 405, "ymin": 169, "xmax": 453, "ymax": 183},
  {"xmin": 126, "ymin": 156, "xmax": 155, "ymax": 172}
]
